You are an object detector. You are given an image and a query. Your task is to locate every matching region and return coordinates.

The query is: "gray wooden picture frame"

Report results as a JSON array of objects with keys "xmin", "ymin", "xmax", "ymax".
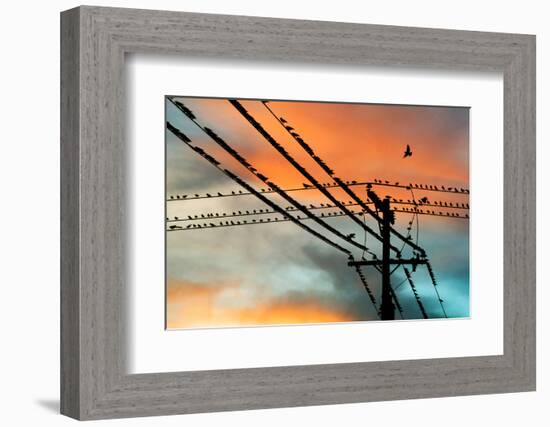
[{"xmin": 60, "ymin": 5, "xmax": 536, "ymax": 420}]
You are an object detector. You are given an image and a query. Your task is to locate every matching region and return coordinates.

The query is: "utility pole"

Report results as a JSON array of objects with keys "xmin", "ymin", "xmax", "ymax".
[
  {"xmin": 380, "ymin": 196, "xmax": 393, "ymax": 320},
  {"xmin": 347, "ymin": 186, "xmax": 427, "ymax": 320}
]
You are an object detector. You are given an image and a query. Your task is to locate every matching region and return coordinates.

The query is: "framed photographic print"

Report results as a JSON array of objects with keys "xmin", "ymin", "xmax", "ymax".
[{"xmin": 61, "ymin": 6, "xmax": 536, "ymax": 420}]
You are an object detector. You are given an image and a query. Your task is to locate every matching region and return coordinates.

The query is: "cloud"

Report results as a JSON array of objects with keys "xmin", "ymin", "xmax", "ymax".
[{"xmin": 166, "ymin": 278, "xmax": 360, "ymax": 329}]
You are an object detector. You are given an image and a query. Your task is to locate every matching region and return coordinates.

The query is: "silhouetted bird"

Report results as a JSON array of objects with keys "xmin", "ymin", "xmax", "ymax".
[
  {"xmin": 420, "ymin": 196, "xmax": 429, "ymax": 204},
  {"xmin": 346, "ymin": 233, "xmax": 356, "ymax": 239},
  {"xmin": 403, "ymin": 144, "xmax": 413, "ymax": 158},
  {"xmin": 195, "ymin": 194, "xmax": 200, "ymax": 197},
  {"xmin": 303, "ymin": 183, "xmax": 313, "ymax": 188},
  {"xmin": 280, "ymin": 117, "xmax": 287, "ymax": 123},
  {"xmin": 217, "ymin": 192, "xmax": 223, "ymax": 196}
]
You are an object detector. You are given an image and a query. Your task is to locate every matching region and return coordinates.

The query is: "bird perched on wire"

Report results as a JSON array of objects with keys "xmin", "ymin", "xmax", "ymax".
[{"xmin": 403, "ymin": 144, "xmax": 413, "ymax": 158}]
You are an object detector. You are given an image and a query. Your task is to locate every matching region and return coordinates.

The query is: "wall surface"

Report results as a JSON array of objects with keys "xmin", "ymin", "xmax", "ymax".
[{"xmin": 0, "ymin": 0, "xmax": 546, "ymax": 425}]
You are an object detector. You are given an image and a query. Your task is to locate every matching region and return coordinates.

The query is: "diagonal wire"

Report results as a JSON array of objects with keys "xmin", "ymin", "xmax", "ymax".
[
  {"xmin": 167, "ymin": 99, "xmax": 377, "ymax": 256},
  {"xmin": 352, "ymin": 265, "xmax": 379, "ymax": 318},
  {"xmin": 228, "ymin": 99, "xmax": 386, "ymax": 252},
  {"xmin": 403, "ymin": 266, "xmax": 429, "ymax": 319},
  {"xmin": 261, "ymin": 101, "xmax": 427, "ymax": 256},
  {"xmin": 425, "ymin": 260, "xmax": 448, "ymax": 318},
  {"xmin": 166, "ymin": 121, "xmax": 352, "ymax": 256}
]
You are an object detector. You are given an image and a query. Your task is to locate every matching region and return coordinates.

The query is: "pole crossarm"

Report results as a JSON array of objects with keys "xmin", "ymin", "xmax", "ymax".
[{"xmin": 347, "ymin": 259, "xmax": 428, "ymax": 267}]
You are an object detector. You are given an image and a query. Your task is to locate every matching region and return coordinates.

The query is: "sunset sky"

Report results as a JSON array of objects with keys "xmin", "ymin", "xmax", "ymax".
[{"xmin": 165, "ymin": 97, "xmax": 469, "ymax": 329}]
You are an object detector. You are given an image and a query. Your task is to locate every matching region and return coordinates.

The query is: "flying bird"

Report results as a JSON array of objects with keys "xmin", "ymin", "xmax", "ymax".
[{"xmin": 403, "ymin": 144, "xmax": 413, "ymax": 158}]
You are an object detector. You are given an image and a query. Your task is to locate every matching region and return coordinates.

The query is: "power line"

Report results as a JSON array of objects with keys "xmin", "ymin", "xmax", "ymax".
[
  {"xmin": 169, "ymin": 98, "xmax": 379, "ymax": 257},
  {"xmin": 261, "ymin": 101, "xmax": 429, "ymax": 256},
  {"xmin": 425, "ymin": 260, "xmax": 448, "ymax": 318},
  {"xmin": 168, "ymin": 193, "xmax": 469, "ymax": 211},
  {"xmin": 167, "ymin": 206, "xmax": 469, "ymax": 228},
  {"xmin": 402, "ymin": 266, "xmax": 429, "ymax": 319},
  {"xmin": 166, "ymin": 180, "xmax": 469, "ymax": 202},
  {"xmin": 167, "ymin": 182, "xmax": 470, "ymax": 202},
  {"xmin": 166, "ymin": 120, "xmax": 352, "ymax": 256},
  {"xmin": 166, "ymin": 199, "xmax": 469, "ymax": 222},
  {"xmin": 351, "ymin": 265, "xmax": 379, "ymax": 316},
  {"xmin": 229, "ymin": 99, "xmax": 387, "ymax": 250}
]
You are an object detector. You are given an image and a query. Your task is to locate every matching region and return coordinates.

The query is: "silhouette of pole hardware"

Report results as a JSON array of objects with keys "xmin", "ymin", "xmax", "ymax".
[
  {"xmin": 347, "ymin": 258, "xmax": 428, "ymax": 267},
  {"xmin": 363, "ymin": 187, "xmax": 396, "ymax": 320}
]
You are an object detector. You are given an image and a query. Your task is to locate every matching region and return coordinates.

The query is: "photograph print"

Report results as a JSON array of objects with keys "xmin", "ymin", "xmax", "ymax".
[{"xmin": 165, "ymin": 97, "xmax": 469, "ymax": 329}]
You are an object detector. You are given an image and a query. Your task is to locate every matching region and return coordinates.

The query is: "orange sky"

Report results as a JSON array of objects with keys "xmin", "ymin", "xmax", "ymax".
[
  {"xmin": 166, "ymin": 97, "xmax": 470, "ymax": 328},
  {"xmin": 167, "ymin": 279, "xmax": 356, "ymax": 329}
]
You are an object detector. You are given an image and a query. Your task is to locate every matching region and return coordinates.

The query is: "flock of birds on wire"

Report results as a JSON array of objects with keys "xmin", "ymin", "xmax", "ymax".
[
  {"xmin": 166, "ymin": 189, "xmax": 470, "ymax": 232},
  {"xmin": 165, "ymin": 99, "xmax": 470, "ymax": 243},
  {"xmin": 167, "ymin": 180, "xmax": 469, "ymax": 201}
]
